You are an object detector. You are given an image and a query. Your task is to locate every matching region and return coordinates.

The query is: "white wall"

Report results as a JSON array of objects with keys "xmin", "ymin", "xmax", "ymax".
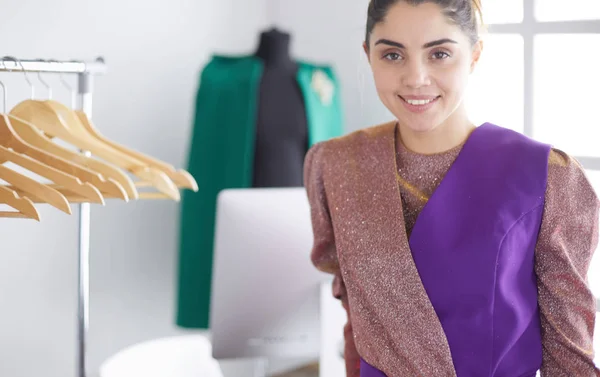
[
  {"xmin": 0, "ymin": 0, "xmax": 269, "ymax": 376},
  {"xmin": 0, "ymin": 1, "xmax": 397, "ymax": 376}
]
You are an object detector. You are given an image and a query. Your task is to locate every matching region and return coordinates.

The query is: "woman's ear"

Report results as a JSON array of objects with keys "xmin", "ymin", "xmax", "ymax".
[
  {"xmin": 470, "ymin": 39, "xmax": 483, "ymax": 73},
  {"xmin": 363, "ymin": 41, "xmax": 371, "ymax": 64}
]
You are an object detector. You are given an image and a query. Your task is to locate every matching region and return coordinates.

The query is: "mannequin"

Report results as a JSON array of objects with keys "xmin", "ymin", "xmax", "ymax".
[
  {"xmin": 176, "ymin": 28, "xmax": 344, "ymax": 329},
  {"xmin": 252, "ymin": 27, "xmax": 309, "ymax": 187}
]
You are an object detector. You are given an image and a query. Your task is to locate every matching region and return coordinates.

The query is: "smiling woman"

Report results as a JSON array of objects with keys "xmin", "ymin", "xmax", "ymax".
[
  {"xmin": 303, "ymin": 1, "xmax": 600, "ymax": 377},
  {"xmin": 363, "ymin": 0, "xmax": 483, "ymax": 154}
]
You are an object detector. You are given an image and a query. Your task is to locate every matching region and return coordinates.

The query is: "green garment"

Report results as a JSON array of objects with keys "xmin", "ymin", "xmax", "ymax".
[{"xmin": 177, "ymin": 54, "xmax": 345, "ymax": 329}]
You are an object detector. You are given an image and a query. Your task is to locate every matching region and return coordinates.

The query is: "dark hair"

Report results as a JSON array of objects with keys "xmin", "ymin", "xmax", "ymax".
[{"xmin": 365, "ymin": 0, "xmax": 484, "ymax": 48}]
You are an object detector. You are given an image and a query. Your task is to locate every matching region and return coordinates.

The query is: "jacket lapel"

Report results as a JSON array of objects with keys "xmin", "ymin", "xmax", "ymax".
[{"xmin": 327, "ymin": 121, "xmax": 457, "ymax": 376}]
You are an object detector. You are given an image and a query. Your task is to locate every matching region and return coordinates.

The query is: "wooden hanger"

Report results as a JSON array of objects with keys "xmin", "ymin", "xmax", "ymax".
[
  {"xmin": 0, "ymin": 146, "xmax": 71, "ymax": 214},
  {"xmin": 0, "ymin": 90, "xmax": 71, "ymax": 212},
  {"xmin": 0, "ymin": 142, "xmax": 104, "ymax": 204},
  {"xmin": 6, "ymin": 114, "xmax": 131, "ymax": 201},
  {"xmin": 0, "ymin": 114, "xmax": 105, "ymax": 204},
  {"xmin": 45, "ymin": 100, "xmax": 196, "ymax": 197},
  {"xmin": 49, "ymin": 101, "xmax": 198, "ymax": 200},
  {"xmin": 0, "ymin": 67, "xmax": 129, "ymax": 202},
  {"xmin": 10, "ymin": 100, "xmax": 180, "ymax": 201},
  {"xmin": 0, "ymin": 185, "xmax": 40, "ymax": 220},
  {"xmin": 48, "ymin": 187, "xmax": 173, "ymax": 201},
  {"xmin": 69, "ymin": 106, "xmax": 198, "ymax": 191}
]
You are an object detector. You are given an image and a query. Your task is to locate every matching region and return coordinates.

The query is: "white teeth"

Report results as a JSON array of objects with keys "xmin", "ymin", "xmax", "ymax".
[{"xmin": 404, "ymin": 98, "xmax": 435, "ymax": 105}]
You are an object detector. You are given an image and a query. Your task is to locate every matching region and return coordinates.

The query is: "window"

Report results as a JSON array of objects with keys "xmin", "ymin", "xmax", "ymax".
[
  {"xmin": 467, "ymin": 1, "xmax": 600, "ymax": 303},
  {"xmin": 536, "ymin": 0, "xmax": 600, "ymax": 22},
  {"xmin": 466, "ymin": 34, "xmax": 524, "ymax": 134},
  {"xmin": 484, "ymin": 0, "xmax": 524, "ymax": 24},
  {"xmin": 533, "ymin": 34, "xmax": 600, "ymax": 157}
]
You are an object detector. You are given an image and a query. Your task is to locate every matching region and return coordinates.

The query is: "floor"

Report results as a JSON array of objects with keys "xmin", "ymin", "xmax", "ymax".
[{"xmin": 272, "ymin": 362, "xmax": 319, "ymax": 377}]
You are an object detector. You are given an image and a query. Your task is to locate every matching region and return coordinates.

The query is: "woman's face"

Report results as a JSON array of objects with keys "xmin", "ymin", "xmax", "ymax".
[{"xmin": 365, "ymin": 2, "xmax": 482, "ymax": 133}]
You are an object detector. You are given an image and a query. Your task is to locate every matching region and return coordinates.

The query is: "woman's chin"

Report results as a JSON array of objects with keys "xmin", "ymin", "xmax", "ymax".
[{"xmin": 398, "ymin": 117, "xmax": 440, "ymax": 134}]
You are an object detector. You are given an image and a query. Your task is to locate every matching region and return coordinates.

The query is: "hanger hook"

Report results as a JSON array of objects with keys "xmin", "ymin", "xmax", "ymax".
[
  {"xmin": 0, "ymin": 59, "xmax": 6, "ymax": 112},
  {"xmin": 1, "ymin": 56, "xmax": 35, "ymax": 99},
  {"xmin": 51, "ymin": 58, "xmax": 77, "ymax": 108},
  {"xmin": 34, "ymin": 59, "xmax": 52, "ymax": 100}
]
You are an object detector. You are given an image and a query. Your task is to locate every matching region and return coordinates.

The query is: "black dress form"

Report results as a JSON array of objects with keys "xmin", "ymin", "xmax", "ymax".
[{"xmin": 252, "ymin": 27, "xmax": 309, "ymax": 188}]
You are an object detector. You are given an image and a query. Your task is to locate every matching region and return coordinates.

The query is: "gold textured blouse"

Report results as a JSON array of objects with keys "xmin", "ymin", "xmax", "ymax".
[{"xmin": 304, "ymin": 121, "xmax": 599, "ymax": 376}]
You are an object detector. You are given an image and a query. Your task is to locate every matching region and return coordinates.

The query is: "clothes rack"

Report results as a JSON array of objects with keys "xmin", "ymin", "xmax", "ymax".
[{"xmin": 0, "ymin": 56, "xmax": 107, "ymax": 377}]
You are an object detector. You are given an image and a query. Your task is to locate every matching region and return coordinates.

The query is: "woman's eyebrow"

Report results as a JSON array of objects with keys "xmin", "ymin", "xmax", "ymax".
[{"xmin": 374, "ymin": 38, "xmax": 458, "ymax": 49}]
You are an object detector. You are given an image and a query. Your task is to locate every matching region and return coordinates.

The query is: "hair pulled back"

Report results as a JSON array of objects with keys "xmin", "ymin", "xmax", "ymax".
[{"xmin": 365, "ymin": 0, "xmax": 484, "ymax": 47}]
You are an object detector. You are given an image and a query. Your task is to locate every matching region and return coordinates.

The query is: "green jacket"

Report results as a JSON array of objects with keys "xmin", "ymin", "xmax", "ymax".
[{"xmin": 177, "ymin": 55, "xmax": 345, "ymax": 329}]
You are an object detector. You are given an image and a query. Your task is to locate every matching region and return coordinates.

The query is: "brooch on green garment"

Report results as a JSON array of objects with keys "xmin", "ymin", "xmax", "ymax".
[{"xmin": 311, "ymin": 69, "xmax": 334, "ymax": 106}]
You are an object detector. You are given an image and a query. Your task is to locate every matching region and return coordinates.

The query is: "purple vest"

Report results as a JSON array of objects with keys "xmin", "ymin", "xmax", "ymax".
[{"xmin": 360, "ymin": 123, "xmax": 551, "ymax": 377}]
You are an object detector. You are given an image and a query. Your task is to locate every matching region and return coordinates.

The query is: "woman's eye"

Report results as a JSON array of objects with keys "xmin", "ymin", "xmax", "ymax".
[
  {"xmin": 383, "ymin": 52, "xmax": 401, "ymax": 61},
  {"xmin": 432, "ymin": 51, "xmax": 450, "ymax": 60}
]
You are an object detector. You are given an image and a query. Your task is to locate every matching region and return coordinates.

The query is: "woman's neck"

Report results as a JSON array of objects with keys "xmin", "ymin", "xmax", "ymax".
[{"xmin": 398, "ymin": 108, "xmax": 476, "ymax": 155}]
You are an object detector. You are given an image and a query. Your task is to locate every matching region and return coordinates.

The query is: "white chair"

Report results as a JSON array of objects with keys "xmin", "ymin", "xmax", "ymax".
[{"xmin": 99, "ymin": 335, "xmax": 224, "ymax": 377}]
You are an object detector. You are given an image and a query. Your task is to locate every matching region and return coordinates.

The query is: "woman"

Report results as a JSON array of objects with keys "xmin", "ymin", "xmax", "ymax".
[{"xmin": 304, "ymin": 1, "xmax": 600, "ymax": 376}]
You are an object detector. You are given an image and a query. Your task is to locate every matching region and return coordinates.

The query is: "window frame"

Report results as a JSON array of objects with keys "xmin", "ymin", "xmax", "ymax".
[
  {"xmin": 486, "ymin": 2, "xmax": 600, "ymax": 308},
  {"xmin": 488, "ymin": 3, "xmax": 600, "ymax": 168}
]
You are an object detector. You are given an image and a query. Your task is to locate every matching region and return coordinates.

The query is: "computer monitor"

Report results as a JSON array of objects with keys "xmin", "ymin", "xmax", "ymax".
[{"xmin": 209, "ymin": 187, "xmax": 333, "ymax": 361}]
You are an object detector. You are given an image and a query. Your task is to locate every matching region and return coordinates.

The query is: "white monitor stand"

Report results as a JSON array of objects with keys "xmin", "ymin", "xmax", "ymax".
[
  {"xmin": 249, "ymin": 282, "xmax": 347, "ymax": 377},
  {"xmin": 210, "ymin": 188, "xmax": 347, "ymax": 377},
  {"xmin": 318, "ymin": 281, "xmax": 348, "ymax": 377}
]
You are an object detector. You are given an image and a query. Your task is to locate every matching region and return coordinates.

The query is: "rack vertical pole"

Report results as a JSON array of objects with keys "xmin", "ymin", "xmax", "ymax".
[
  {"xmin": 76, "ymin": 72, "xmax": 94, "ymax": 377},
  {"xmin": 0, "ymin": 57, "xmax": 106, "ymax": 377}
]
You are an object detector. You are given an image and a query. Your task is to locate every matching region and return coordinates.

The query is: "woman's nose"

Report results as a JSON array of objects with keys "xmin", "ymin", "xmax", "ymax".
[{"xmin": 402, "ymin": 60, "xmax": 431, "ymax": 88}]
